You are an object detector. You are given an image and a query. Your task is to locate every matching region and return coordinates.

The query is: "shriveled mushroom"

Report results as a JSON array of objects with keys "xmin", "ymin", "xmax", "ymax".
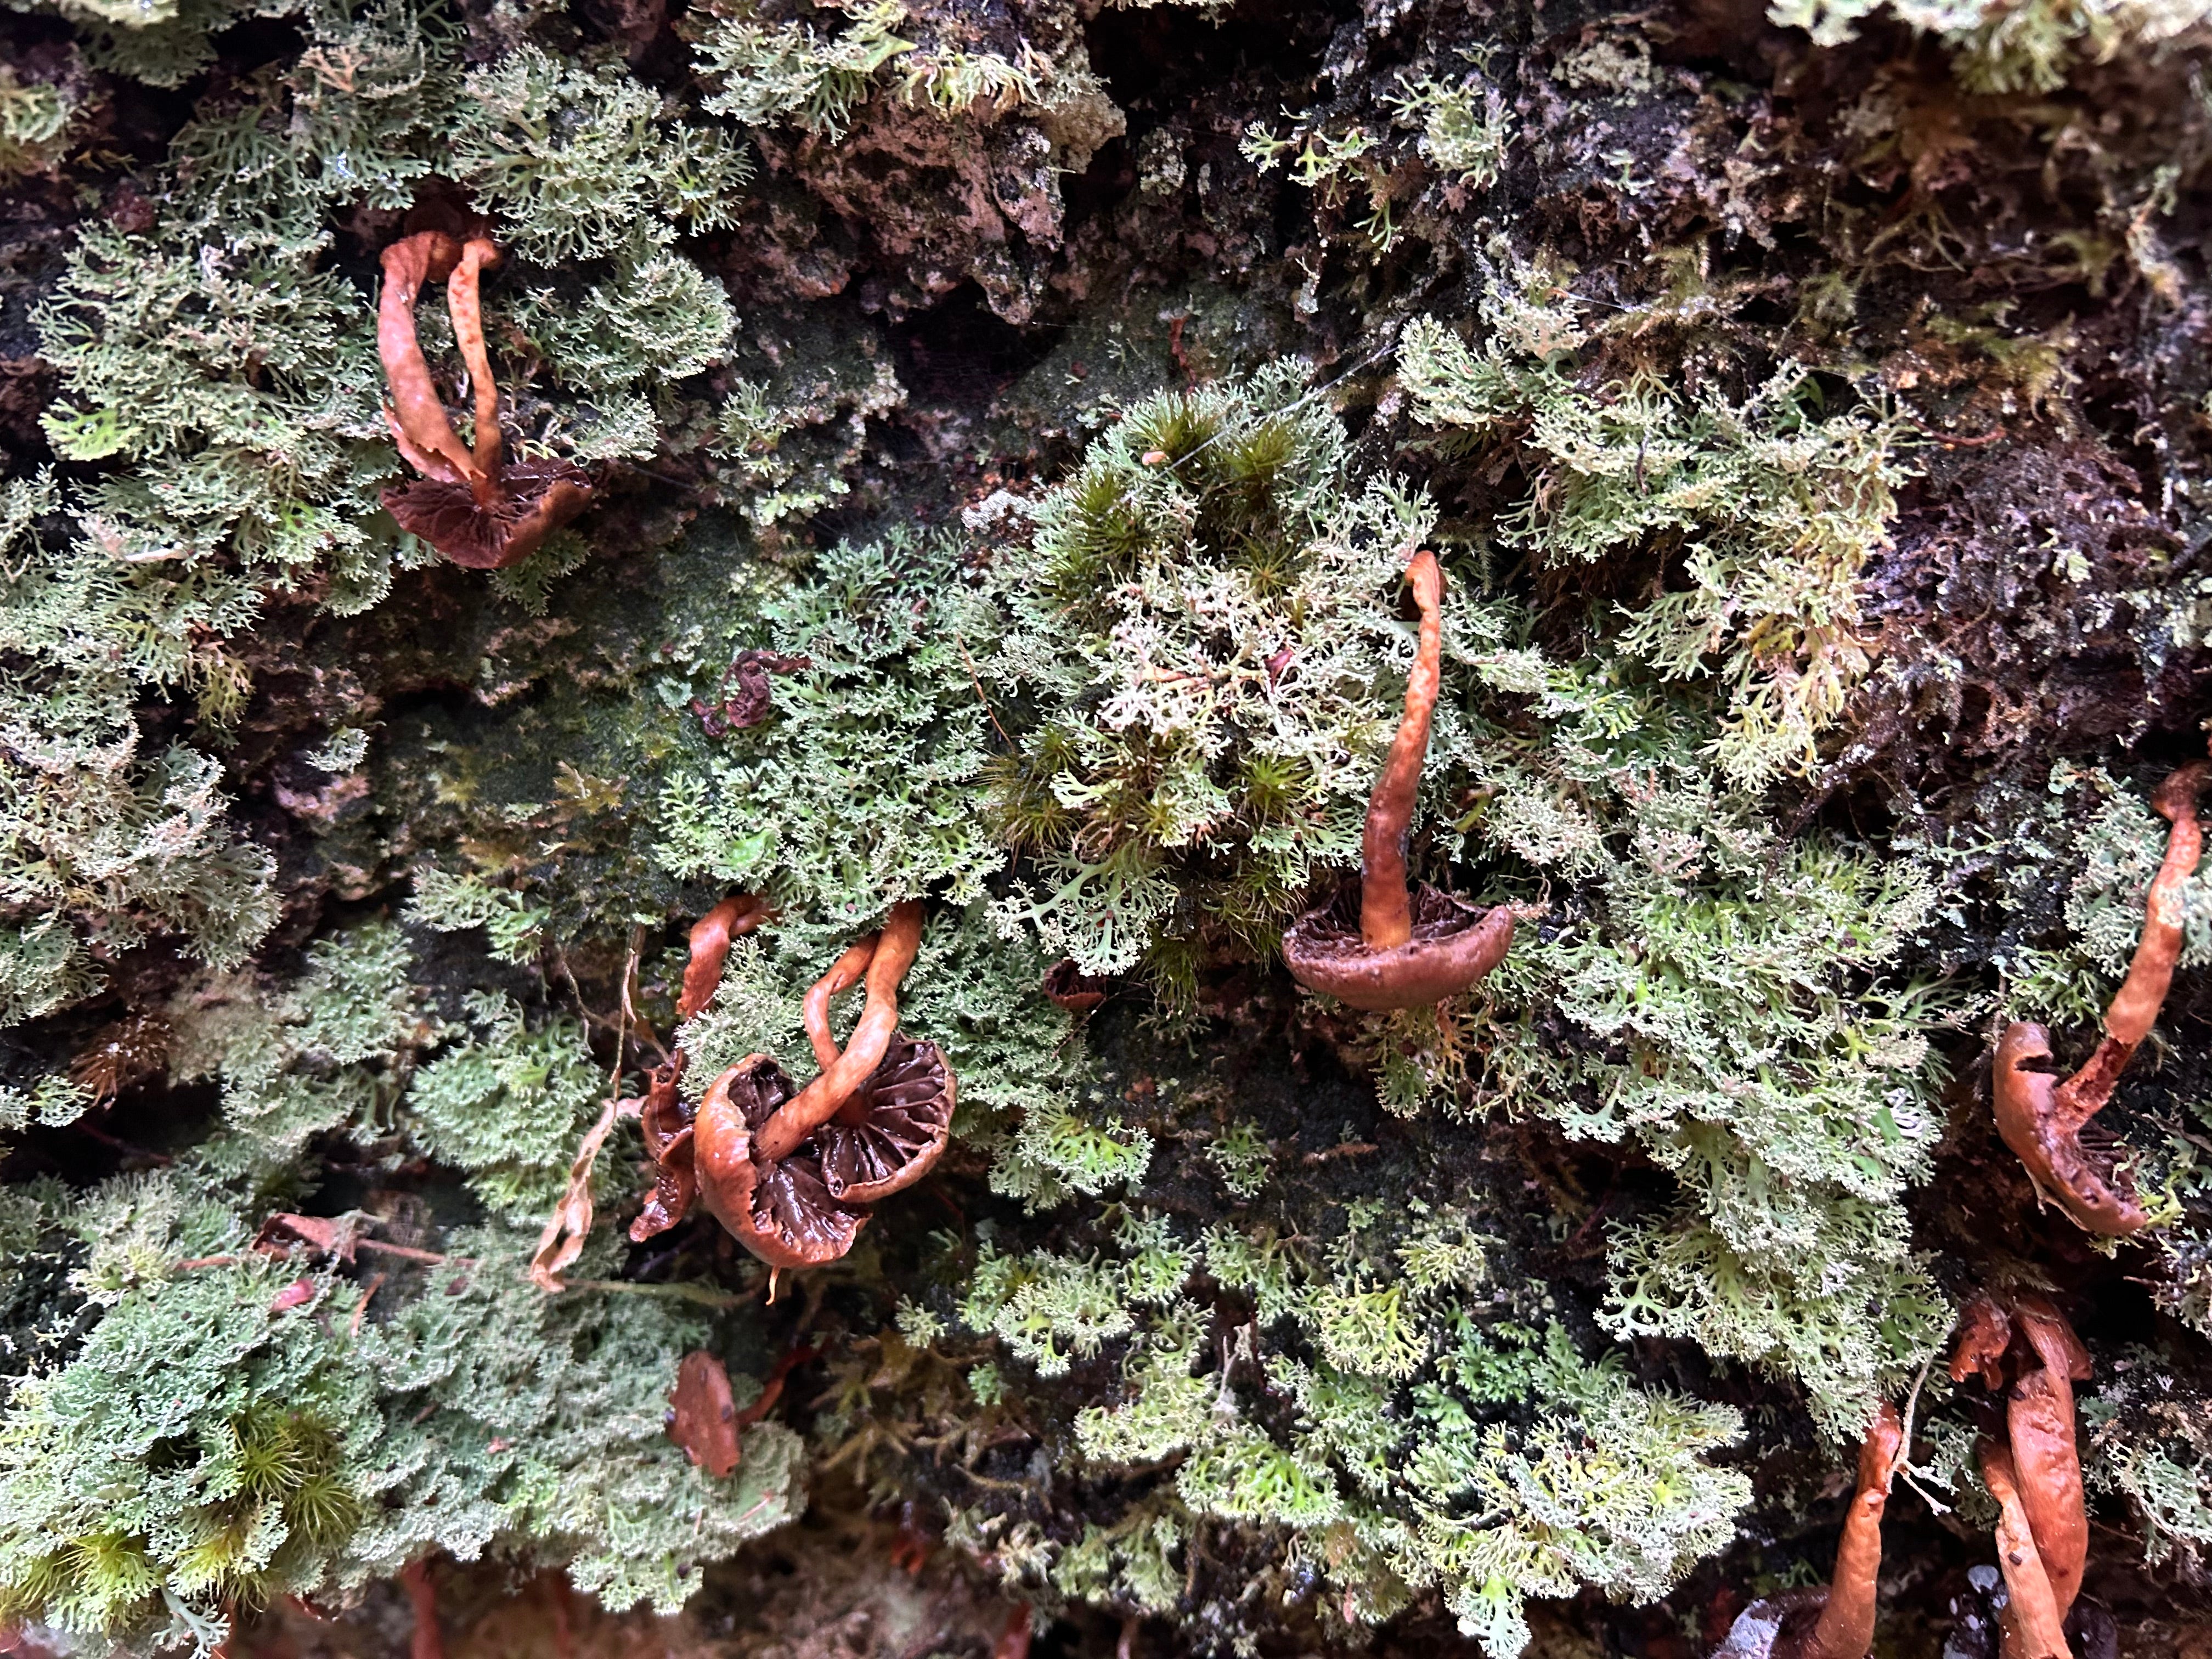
[
  {"xmin": 1282, "ymin": 551, "xmax": 1514, "ymax": 1011},
  {"xmin": 1711, "ymin": 1402, "xmax": 1903, "ymax": 1659},
  {"xmin": 691, "ymin": 1053, "xmax": 868, "ymax": 1270},
  {"xmin": 1992, "ymin": 760, "xmax": 2207, "ymax": 1235},
  {"xmin": 2007, "ymin": 1297, "xmax": 2092, "ymax": 1622},
  {"xmin": 816, "ymin": 1034, "xmax": 956, "ymax": 1203},
  {"xmin": 629, "ymin": 1059, "xmax": 696, "ymax": 1244},
  {"xmin": 679, "ymin": 893, "xmax": 769, "ymax": 1022},
  {"xmin": 376, "ymin": 229, "xmax": 593, "ymax": 571}
]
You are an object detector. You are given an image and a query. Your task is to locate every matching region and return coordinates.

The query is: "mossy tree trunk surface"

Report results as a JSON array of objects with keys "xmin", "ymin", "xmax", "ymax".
[{"xmin": 4, "ymin": 0, "xmax": 2212, "ymax": 1653}]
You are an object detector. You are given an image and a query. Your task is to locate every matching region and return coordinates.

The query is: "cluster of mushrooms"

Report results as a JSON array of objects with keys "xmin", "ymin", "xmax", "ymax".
[
  {"xmin": 634, "ymin": 896, "xmax": 956, "ymax": 1276},
  {"xmin": 376, "ymin": 227, "xmax": 594, "ymax": 569},
  {"xmin": 1718, "ymin": 759, "xmax": 2207, "ymax": 1656}
]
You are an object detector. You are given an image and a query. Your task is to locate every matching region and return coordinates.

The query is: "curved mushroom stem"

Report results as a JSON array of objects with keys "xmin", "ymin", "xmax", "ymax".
[
  {"xmin": 1979, "ymin": 1439, "xmax": 2071, "ymax": 1659},
  {"xmin": 678, "ymin": 894, "xmax": 770, "ymax": 1022},
  {"xmin": 445, "ymin": 236, "xmax": 505, "ymax": 489},
  {"xmin": 805, "ymin": 934, "xmax": 880, "ymax": 1071},
  {"xmin": 1798, "ymin": 1400, "xmax": 1903, "ymax": 1659},
  {"xmin": 755, "ymin": 902, "xmax": 924, "ymax": 1160},
  {"xmin": 2053, "ymin": 759, "xmax": 2207, "ymax": 1131},
  {"xmin": 377, "ymin": 232, "xmax": 478, "ymax": 487},
  {"xmin": 1359, "ymin": 550, "xmax": 1443, "ymax": 953}
]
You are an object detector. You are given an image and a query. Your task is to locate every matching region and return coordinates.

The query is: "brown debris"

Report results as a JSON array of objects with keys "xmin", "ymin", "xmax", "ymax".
[
  {"xmin": 1282, "ymin": 551, "xmax": 1514, "ymax": 1011},
  {"xmin": 529, "ymin": 1087, "xmax": 645, "ymax": 1292},
  {"xmin": 1041, "ymin": 958, "xmax": 1108, "ymax": 1013},
  {"xmin": 667, "ymin": 1350, "xmax": 741, "ymax": 1478},
  {"xmin": 401, "ymin": 1559, "xmax": 443, "ymax": 1659},
  {"xmin": 629, "ymin": 1059, "xmax": 697, "ymax": 1244},
  {"xmin": 375, "ymin": 230, "xmax": 594, "ymax": 571},
  {"xmin": 1991, "ymin": 759, "xmax": 2207, "ymax": 1235},
  {"xmin": 692, "ymin": 650, "xmax": 814, "ymax": 737}
]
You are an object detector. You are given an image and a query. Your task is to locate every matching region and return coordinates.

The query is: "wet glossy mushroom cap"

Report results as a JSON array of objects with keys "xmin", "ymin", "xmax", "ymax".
[
  {"xmin": 692, "ymin": 1054, "xmax": 867, "ymax": 1269},
  {"xmin": 1991, "ymin": 1022, "xmax": 2148, "ymax": 1235},
  {"xmin": 1282, "ymin": 882, "xmax": 1515, "ymax": 1013},
  {"xmin": 816, "ymin": 1035, "xmax": 956, "ymax": 1204}
]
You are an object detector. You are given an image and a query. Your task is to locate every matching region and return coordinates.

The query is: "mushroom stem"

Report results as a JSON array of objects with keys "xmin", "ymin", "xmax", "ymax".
[
  {"xmin": 805, "ymin": 934, "xmax": 881, "ymax": 1071},
  {"xmin": 445, "ymin": 236, "xmax": 505, "ymax": 488},
  {"xmin": 2008, "ymin": 1299, "xmax": 2092, "ymax": 1622},
  {"xmin": 755, "ymin": 902, "xmax": 924, "ymax": 1160},
  {"xmin": 1979, "ymin": 1439, "xmax": 2071, "ymax": 1659},
  {"xmin": 2052, "ymin": 758, "xmax": 2207, "ymax": 1131},
  {"xmin": 377, "ymin": 233, "xmax": 477, "ymax": 487},
  {"xmin": 1359, "ymin": 550, "xmax": 1443, "ymax": 953},
  {"xmin": 678, "ymin": 894, "xmax": 769, "ymax": 1022},
  {"xmin": 1799, "ymin": 1400, "xmax": 1903, "ymax": 1659}
]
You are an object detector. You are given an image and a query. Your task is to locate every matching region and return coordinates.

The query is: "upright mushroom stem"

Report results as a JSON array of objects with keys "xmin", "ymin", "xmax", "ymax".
[
  {"xmin": 755, "ymin": 901, "xmax": 924, "ymax": 1160},
  {"xmin": 1361, "ymin": 550, "xmax": 1443, "ymax": 952},
  {"xmin": 445, "ymin": 236, "xmax": 505, "ymax": 487},
  {"xmin": 1799, "ymin": 1400, "xmax": 1903, "ymax": 1659},
  {"xmin": 1979, "ymin": 1439, "xmax": 2071, "ymax": 1659},
  {"xmin": 678, "ymin": 894, "xmax": 769, "ymax": 1022},
  {"xmin": 2008, "ymin": 1298, "xmax": 2092, "ymax": 1621}
]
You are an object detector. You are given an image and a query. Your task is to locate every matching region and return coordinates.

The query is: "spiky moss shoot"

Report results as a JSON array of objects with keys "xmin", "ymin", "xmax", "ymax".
[{"xmin": 975, "ymin": 362, "xmax": 1448, "ymax": 988}]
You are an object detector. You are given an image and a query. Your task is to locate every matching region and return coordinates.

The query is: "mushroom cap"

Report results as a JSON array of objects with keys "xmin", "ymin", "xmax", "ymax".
[
  {"xmin": 693, "ymin": 1055, "xmax": 867, "ymax": 1269},
  {"xmin": 1282, "ymin": 883, "xmax": 1515, "ymax": 1012},
  {"xmin": 629, "ymin": 1060, "xmax": 697, "ymax": 1244},
  {"xmin": 382, "ymin": 458, "xmax": 594, "ymax": 571},
  {"xmin": 815, "ymin": 1035, "xmax": 956, "ymax": 1204},
  {"xmin": 1991, "ymin": 1022, "xmax": 2148, "ymax": 1235},
  {"xmin": 1042, "ymin": 958, "xmax": 1108, "ymax": 1013}
]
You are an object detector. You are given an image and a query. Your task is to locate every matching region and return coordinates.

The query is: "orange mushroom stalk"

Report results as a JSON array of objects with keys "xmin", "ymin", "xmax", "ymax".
[
  {"xmin": 1991, "ymin": 760, "xmax": 2205, "ymax": 1235},
  {"xmin": 1282, "ymin": 551, "xmax": 1513, "ymax": 1011},
  {"xmin": 376, "ymin": 229, "xmax": 593, "ymax": 571},
  {"xmin": 1712, "ymin": 1402, "xmax": 1903, "ymax": 1659}
]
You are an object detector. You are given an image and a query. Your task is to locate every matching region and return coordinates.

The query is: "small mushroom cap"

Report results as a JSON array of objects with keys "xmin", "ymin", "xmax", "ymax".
[
  {"xmin": 693, "ymin": 1056, "xmax": 867, "ymax": 1269},
  {"xmin": 1282, "ymin": 883, "xmax": 1514, "ymax": 1012},
  {"xmin": 816, "ymin": 1036, "xmax": 956, "ymax": 1204},
  {"xmin": 1042, "ymin": 959, "xmax": 1108, "ymax": 1013},
  {"xmin": 382, "ymin": 458, "xmax": 594, "ymax": 571}
]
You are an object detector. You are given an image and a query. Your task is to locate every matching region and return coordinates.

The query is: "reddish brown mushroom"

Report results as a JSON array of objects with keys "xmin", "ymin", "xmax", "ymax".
[
  {"xmin": 1282, "ymin": 551, "xmax": 1514, "ymax": 1011},
  {"xmin": 679, "ymin": 893, "xmax": 770, "ymax": 1022},
  {"xmin": 376, "ymin": 229, "xmax": 593, "ymax": 571},
  {"xmin": 690, "ymin": 902, "xmax": 952, "ymax": 1269},
  {"xmin": 628, "ymin": 1058, "xmax": 696, "ymax": 1244},
  {"xmin": 691, "ymin": 1052, "xmax": 868, "ymax": 1269},
  {"xmin": 1711, "ymin": 1402, "xmax": 1903, "ymax": 1659},
  {"xmin": 1950, "ymin": 1292, "xmax": 2096, "ymax": 1641},
  {"xmin": 1992, "ymin": 760, "xmax": 2207, "ymax": 1235}
]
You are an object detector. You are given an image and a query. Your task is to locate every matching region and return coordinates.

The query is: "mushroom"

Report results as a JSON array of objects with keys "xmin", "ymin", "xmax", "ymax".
[
  {"xmin": 1992, "ymin": 760, "xmax": 2207, "ymax": 1235},
  {"xmin": 1711, "ymin": 1402, "xmax": 1903, "ymax": 1659},
  {"xmin": 679, "ymin": 893, "xmax": 770, "ymax": 1022},
  {"xmin": 1950, "ymin": 1292, "xmax": 2095, "ymax": 1641},
  {"xmin": 628, "ymin": 1058, "xmax": 696, "ymax": 1244},
  {"xmin": 690, "ymin": 902, "xmax": 952, "ymax": 1268},
  {"xmin": 376, "ymin": 229, "xmax": 593, "ymax": 571},
  {"xmin": 1282, "ymin": 550, "xmax": 1514, "ymax": 1011}
]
